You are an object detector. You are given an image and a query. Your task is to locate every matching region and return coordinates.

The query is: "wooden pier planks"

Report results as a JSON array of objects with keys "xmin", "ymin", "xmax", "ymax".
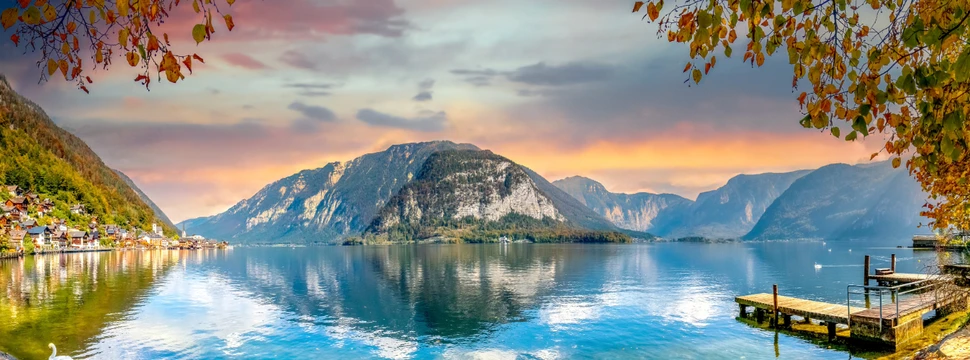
[
  {"xmin": 736, "ymin": 293, "xmax": 863, "ymax": 325},
  {"xmin": 868, "ymin": 272, "xmax": 952, "ymax": 284},
  {"xmin": 851, "ymin": 292, "xmax": 962, "ymax": 324}
]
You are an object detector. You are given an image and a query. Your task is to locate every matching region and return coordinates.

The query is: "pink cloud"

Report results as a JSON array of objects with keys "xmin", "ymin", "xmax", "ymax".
[{"xmin": 222, "ymin": 53, "xmax": 270, "ymax": 69}]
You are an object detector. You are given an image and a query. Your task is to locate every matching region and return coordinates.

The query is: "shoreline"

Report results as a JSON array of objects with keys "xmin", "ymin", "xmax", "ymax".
[{"xmin": 0, "ymin": 246, "xmax": 227, "ymax": 260}]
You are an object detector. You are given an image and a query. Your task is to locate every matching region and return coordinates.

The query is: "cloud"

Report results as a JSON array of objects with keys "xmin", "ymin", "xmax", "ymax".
[
  {"xmin": 288, "ymin": 102, "xmax": 336, "ymax": 122},
  {"xmin": 412, "ymin": 79, "xmax": 434, "ymax": 101},
  {"xmin": 506, "ymin": 61, "xmax": 614, "ymax": 86},
  {"xmin": 280, "ymin": 50, "xmax": 317, "ymax": 70},
  {"xmin": 356, "ymin": 109, "xmax": 447, "ymax": 132},
  {"xmin": 199, "ymin": 0, "xmax": 411, "ymax": 40},
  {"xmin": 450, "ymin": 68, "xmax": 500, "ymax": 86},
  {"xmin": 222, "ymin": 53, "xmax": 269, "ymax": 69},
  {"xmin": 285, "ymin": 83, "xmax": 335, "ymax": 97}
]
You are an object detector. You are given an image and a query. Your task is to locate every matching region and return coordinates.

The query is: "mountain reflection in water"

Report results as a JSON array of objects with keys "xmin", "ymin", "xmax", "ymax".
[{"xmin": 1, "ymin": 242, "xmax": 959, "ymax": 359}]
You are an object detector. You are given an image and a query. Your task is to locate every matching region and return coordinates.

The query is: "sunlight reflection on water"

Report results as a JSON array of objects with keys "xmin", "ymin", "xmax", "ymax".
[{"xmin": 1, "ymin": 241, "xmax": 957, "ymax": 359}]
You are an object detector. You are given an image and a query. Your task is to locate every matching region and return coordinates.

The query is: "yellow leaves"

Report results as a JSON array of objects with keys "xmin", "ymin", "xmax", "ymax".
[
  {"xmin": 118, "ymin": 0, "xmax": 129, "ymax": 17},
  {"xmin": 647, "ymin": 2, "xmax": 659, "ymax": 21},
  {"xmin": 224, "ymin": 14, "xmax": 234, "ymax": 31},
  {"xmin": 118, "ymin": 28, "xmax": 129, "ymax": 49},
  {"xmin": 67, "ymin": 21, "xmax": 78, "ymax": 34},
  {"xmin": 692, "ymin": 68, "xmax": 702, "ymax": 84},
  {"xmin": 126, "ymin": 51, "xmax": 140, "ymax": 67},
  {"xmin": 892, "ymin": 157, "xmax": 901, "ymax": 168},
  {"xmin": 61, "ymin": 42, "xmax": 69, "ymax": 55},
  {"xmin": 192, "ymin": 0, "xmax": 200, "ymax": 13},
  {"xmin": 159, "ymin": 51, "xmax": 183, "ymax": 83},
  {"xmin": 794, "ymin": 64, "xmax": 804, "ymax": 78},
  {"xmin": 22, "ymin": 5, "xmax": 40, "ymax": 25},
  {"xmin": 192, "ymin": 24, "xmax": 206, "ymax": 44},
  {"xmin": 0, "ymin": 8, "xmax": 17, "ymax": 30},
  {"xmin": 756, "ymin": 52, "xmax": 765, "ymax": 66},
  {"xmin": 227, "ymin": 0, "xmax": 235, "ymax": 5},
  {"xmin": 58, "ymin": 59, "xmax": 67, "ymax": 78},
  {"xmin": 146, "ymin": 34, "xmax": 160, "ymax": 52},
  {"xmin": 47, "ymin": 58, "xmax": 57, "ymax": 76},
  {"xmin": 42, "ymin": 3, "xmax": 55, "ymax": 22},
  {"xmin": 95, "ymin": 49, "xmax": 103, "ymax": 64}
]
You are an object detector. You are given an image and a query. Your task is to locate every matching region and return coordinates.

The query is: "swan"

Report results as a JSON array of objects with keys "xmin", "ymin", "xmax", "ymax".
[{"xmin": 48, "ymin": 343, "xmax": 73, "ymax": 360}]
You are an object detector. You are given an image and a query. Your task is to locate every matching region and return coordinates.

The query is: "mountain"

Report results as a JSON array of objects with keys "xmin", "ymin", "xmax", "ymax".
[
  {"xmin": 182, "ymin": 143, "xmax": 629, "ymax": 244},
  {"xmin": 552, "ymin": 176, "xmax": 693, "ymax": 233},
  {"xmin": 744, "ymin": 161, "xmax": 928, "ymax": 241},
  {"xmin": 553, "ymin": 171, "xmax": 809, "ymax": 239},
  {"xmin": 113, "ymin": 169, "xmax": 176, "ymax": 229},
  {"xmin": 179, "ymin": 141, "xmax": 481, "ymax": 243},
  {"xmin": 659, "ymin": 170, "xmax": 812, "ymax": 238},
  {"xmin": 0, "ymin": 74, "xmax": 174, "ymax": 234},
  {"xmin": 364, "ymin": 150, "xmax": 628, "ymax": 243}
]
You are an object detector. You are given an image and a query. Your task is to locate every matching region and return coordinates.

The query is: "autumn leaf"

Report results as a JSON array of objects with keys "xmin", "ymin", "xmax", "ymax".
[
  {"xmin": 22, "ymin": 5, "xmax": 40, "ymax": 25},
  {"xmin": 632, "ymin": 1, "xmax": 644, "ymax": 12},
  {"xmin": 227, "ymin": 0, "xmax": 236, "ymax": 5},
  {"xmin": 16, "ymin": 0, "xmax": 28, "ymax": 9},
  {"xmin": 147, "ymin": 35, "xmax": 160, "ymax": 52},
  {"xmin": 756, "ymin": 52, "xmax": 765, "ymax": 67},
  {"xmin": 192, "ymin": 24, "xmax": 206, "ymax": 44},
  {"xmin": 66, "ymin": 21, "xmax": 76, "ymax": 34},
  {"xmin": 692, "ymin": 68, "xmax": 702, "ymax": 84},
  {"xmin": 682, "ymin": 63, "xmax": 691, "ymax": 72},
  {"xmin": 46, "ymin": 59, "xmax": 57, "ymax": 76},
  {"xmin": 126, "ymin": 51, "xmax": 140, "ymax": 66},
  {"xmin": 647, "ymin": 3, "xmax": 659, "ymax": 21},
  {"xmin": 58, "ymin": 59, "xmax": 68, "ymax": 78},
  {"xmin": 0, "ymin": 8, "xmax": 16, "ymax": 30},
  {"xmin": 224, "ymin": 14, "xmax": 234, "ymax": 31},
  {"xmin": 192, "ymin": 54, "xmax": 205, "ymax": 63},
  {"xmin": 9, "ymin": 34, "xmax": 18, "ymax": 46},
  {"xmin": 183, "ymin": 56, "xmax": 193, "ymax": 74}
]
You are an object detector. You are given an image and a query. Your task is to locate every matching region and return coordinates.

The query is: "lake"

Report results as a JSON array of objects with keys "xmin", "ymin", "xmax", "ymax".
[{"xmin": 1, "ymin": 241, "xmax": 963, "ymax": 359}]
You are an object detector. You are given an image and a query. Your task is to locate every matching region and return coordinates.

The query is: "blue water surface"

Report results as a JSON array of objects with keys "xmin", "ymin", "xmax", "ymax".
[{"xmin": 10, "ymin": 240, "xmax": 959, "ymax": 359}]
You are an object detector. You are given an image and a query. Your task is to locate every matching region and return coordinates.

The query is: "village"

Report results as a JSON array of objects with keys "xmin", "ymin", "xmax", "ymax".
[{"xmin": 0, "ymin": 185, "xmax": 228, "ymax": 257}]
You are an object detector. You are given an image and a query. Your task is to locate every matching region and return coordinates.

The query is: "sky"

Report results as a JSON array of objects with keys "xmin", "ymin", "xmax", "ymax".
[{"xmin": 0, "ymin": 0, "xmax": 891, "ymax": 223}]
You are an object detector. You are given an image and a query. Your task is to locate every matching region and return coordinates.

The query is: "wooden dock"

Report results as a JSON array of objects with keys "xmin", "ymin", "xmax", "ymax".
[
  {"xmin": 868, "ymin": 272, "xmax": 948, "ymax": 284},
  {"xmin": 736, "ymin": 254, "xmax": 970, "ymax": 349},
  {"xmin": 736, "ymin": 293, "xmax": 862, "ymax": 325}
]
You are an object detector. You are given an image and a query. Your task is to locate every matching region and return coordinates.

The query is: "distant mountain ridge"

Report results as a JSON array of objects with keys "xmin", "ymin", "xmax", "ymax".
[
  {"xmin": 554, "ymin": 162, "xmax": 926, "ymax": 241},
  {"xmin": 180, "ymin": 139, "xmax": 929, "ymax": 243},
  {"xmin": 179, "ymin": 141, "xmax": 624, "ymax": 244},
  {"xmin": 744, "ymin": 161, "xmax": 928, "ymax": 241},
  {"xmin": 365, "ymin": 149, "xmax": 626, "ymax": 242},
  {"xmin": 553, "ymin": 170, "xmax": 809, "ymax": 239},
  {"xmin": 552, "ymin": 176, "xmax": 692, "ymax": 232}
]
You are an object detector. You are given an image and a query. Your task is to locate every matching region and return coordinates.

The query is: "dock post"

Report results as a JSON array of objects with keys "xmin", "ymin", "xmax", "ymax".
[
  {"xmin": 826, "ymin": 322, "xmax": 836, "ymax": 341},
  {"xmin": 864, "ymin": 255, "xmax": 871, "ymax": 294},
  {"xmin": 739, "ymin": 304, "xmax": 746, "ymax": 319},
  {"xmin": 772, "ymin": 284, "xmax": 779, "ymax": 328},
  {"xmin": 891, "ymin": 254, "xmax": 896, "ymax": 273}
]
